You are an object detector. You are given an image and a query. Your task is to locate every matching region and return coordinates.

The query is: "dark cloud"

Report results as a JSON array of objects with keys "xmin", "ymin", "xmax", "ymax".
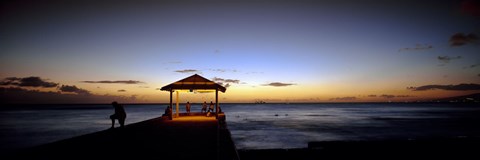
[
  {"xmin": 380, "ymin": 94, "xmax": 395, "ymax": 99},
  {"xmin": 59, "ymin": 85, "xmax": 90, "ymax": 95},
  {"xmin": 449, "ymin": 33, "xmax": 478, "ymax": 46},
  {"xmin": 138, "ymin": 86, "xmax": 150, "ymax": 88},
  {"xmin": 368, "ymin": 95, "xmax": 377, "ymax": 97},
  {"xmin": 0, "ymin": 76, "xmax": 58, "ymax": 88},
  {"xmin": 81, "ymin": 80, "xmax": 144, "ymax": 84},
  {"xmin": 0, "ymin": 87, "xmax": 140, "ymax": 104},
  {"xmin": 175, "ymin": 69, "xmax": 199, "ymax": 73},
  {"xmin": 212, "ymin": 77, "xmax": 240, "ymax": 88},
  {"xmin": 224, "ymin": 83, "xmax": 231, "ymax": 88},
  {"xmin": 263, "ymin": 82, "xmax": 295, "ymax": 87},
  {"xmin": 461, "ymin": 0, "xmax": 480, "ymax": 17},
  {"xmin": 118, "ymin": 89, "xmax": 126, "ymax": 92},
  {"xmin": 463, "ymin": 64, "xmax": 479, "ymax": 69},
  {"xmin": 398, "ymin": 44, "xmax": 433, "ymax": 52},
  {"xmin": 329, "ymin": 97, "xmax": 357, "ymax": 101},
  {"xmin": 212, "ymin": 77, "xmax": 240, "ymax": 84},
  {"xmin": 408, "ymin": 83, "xmax": 480, "ymax": 91},
  {"xmin": 438, "ymin": 56, "xmax": 461, "ymax": 63}
]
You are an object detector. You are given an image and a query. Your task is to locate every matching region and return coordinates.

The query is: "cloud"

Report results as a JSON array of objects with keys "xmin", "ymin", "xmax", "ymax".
[
  {"xmin": 59, "ymin": 85, "xmax": 91, "ymax": 95},
  {"xmin": 329, "ymin": 97, "xmax": 357, "ymax": 101},
  {"xmin": 438, "ymin": 56, "xmax": 462, "ymax": 63},
  {"xmin": 262, "ymin": 82, "xmax": 296, "ymax": 87},
  {"xmin": 408, "ymin": 83, "xmax": 480, "ymax": 91},
  {"xmin": 81, "ymin": 80, "xmax": 144, "ymax": 84},
  {"xmin": 396, "ymin": 95, "xmax": 414, "ymax": 98},
  {"xmin": 380, "ymin": 94, "xmax": 395, "ymax": 99},
  {"xmin": 368, "ymin": 95, "xmax": 377, "ymax": 97},
  {"xmin": 210, "ymin": 69, "xmax": 226, "ymax": 72},
  {"xmin": 209, "ymin": 69, "xmax": 238, "ymax": 73},
  {"xmin": 212, "ymin": 77, "xmax": 240, "ymax": 88},
  {"xmin": 118, "ymin": 89, "xmax": 127, "ymax": 92},
  {"xmin": 464, "ymin": 64, "xmax": 479, "ymax": 69},
  {"xmin": 0, "ymin": 76, "xmax": 58, "ymax": 88},
  {"xmin": 212, "ymin": 77, "xmax": 240, "ymax": 84},
  {"xmin": 449, "ymin": 33, "xmax": 478, "ymax": 46},
  {"xmin": 461, "ymin": 0, "xmax": 480, "ymax": 17},
  {"xmin": 175, "ymin": 69, "xmax": 199, "ymax": 73},
  {"xmin": 0, "ymin": 87, "xmax": 141, "ymax": 104},
  {"xmin": 224, "ymin": 83, "xmax": 231, "ymax": 88},
  {"xmin": 398, "ymin": 44, "xmax": 433, "ymax": 52}
]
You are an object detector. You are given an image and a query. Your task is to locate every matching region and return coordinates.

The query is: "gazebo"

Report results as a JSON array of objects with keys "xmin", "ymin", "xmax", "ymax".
[{"xmin": 160, "ymin": 74, "xmax": 226, "ymax": 119}]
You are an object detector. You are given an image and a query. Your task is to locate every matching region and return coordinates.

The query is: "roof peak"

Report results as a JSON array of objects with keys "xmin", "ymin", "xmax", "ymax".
[{"xmin": 160, "ymin": 74, "xmax": 226, "ymax": 92}]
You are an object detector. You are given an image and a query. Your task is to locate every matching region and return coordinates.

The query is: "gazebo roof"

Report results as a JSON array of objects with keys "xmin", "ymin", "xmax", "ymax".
[{"xmin": 160, "ymin": 74, "xmax": 226, "ymax": 92}]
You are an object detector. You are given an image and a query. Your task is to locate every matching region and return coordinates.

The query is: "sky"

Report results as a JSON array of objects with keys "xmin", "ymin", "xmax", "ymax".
[{"xmin": 1, "ymin": 0, "xmax": 479, "ymax": 103}]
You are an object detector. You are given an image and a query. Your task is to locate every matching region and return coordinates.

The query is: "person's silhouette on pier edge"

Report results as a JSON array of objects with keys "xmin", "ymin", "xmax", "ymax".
[
  {"xmin": 208, "ymin": 101, "xmax": 214, "ymax": 112},
  {"xmin": 201, "ymin": 101, "xmax": 207, "ymax": 113},
  {"xmin": 110, "ymin": 101, "xmax": 127, "ymax": 129},
  {"xmin": 186, "ymin": 101, "xmax": 191, "ymax": 113},
  {"xmin": 165, "ymin": 105, "xmax": 172, "ymax": 120}
]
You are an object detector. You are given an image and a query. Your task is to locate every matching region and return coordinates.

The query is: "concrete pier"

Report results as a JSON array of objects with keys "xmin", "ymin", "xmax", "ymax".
[{"xmin": 17, "ymin": 115, "xmax": 239, "ymax": 160}]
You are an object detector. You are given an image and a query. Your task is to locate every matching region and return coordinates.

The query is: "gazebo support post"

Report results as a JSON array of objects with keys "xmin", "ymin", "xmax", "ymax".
[
  {"xmin": 215, "ymin": 89, "xmax": 218, "ymax": 119},
  {"xmin": 169, "ymin": 90, "xmax": 173, "ymax": 120},
  {"xmin": 176, "ymin": 91, "xmax": 179, "ymax": 118}
]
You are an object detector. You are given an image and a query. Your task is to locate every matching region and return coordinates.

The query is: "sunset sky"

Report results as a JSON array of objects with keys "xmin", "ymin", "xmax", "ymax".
[{"xmin": 1, "ymin": 0, "xmax": 479, "ymax": 103}]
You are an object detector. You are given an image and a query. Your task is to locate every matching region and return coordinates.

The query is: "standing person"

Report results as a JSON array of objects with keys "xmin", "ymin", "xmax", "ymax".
[
  {"xmin": 186, "ymin": 101, "xmax": 191, "ymax": 113},
  {"xmin": 110, "ymin": 101, "xmax": 127, "ymax": 129},
  {"xmin": 201, "ymin": 101, "xmax": 207, "ymax": 113}
]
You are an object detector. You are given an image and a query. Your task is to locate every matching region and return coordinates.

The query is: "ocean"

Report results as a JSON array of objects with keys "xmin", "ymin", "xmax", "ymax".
[{"xmin": 1, "ymin": 103, "xmax": 479, "ymax": 154}]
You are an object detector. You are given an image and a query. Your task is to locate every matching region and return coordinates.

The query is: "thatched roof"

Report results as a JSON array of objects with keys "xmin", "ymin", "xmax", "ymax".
[{"xmin": 160, "ymin": 74, "xmax": 226, "ymax": 92}]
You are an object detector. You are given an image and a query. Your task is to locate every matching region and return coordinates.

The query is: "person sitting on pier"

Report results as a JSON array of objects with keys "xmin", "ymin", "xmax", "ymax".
[
  {"xmin": 110, "ymin": 101, "xmax": 127, "ymax": 129},
  {"xmin": 208, "ymin": 101, "xmax": 214, "ymax": 112},
  {"xmin": 165, "ymin": 105, "xmax": 172, "ymax": 120},
  {"xmin": 186, "ymin": 101, "xmax": 191, "ymax": 113},
  {"xmin": 201, "ymin": 101, "xmax": 207, "ymax": 113},
  {"xmin": 164, "ymin": 105, "xmax": 171, "ymax": 115}
]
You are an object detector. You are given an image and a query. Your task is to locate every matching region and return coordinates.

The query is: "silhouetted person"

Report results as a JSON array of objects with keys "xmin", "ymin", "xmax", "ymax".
[
  {"xmin": 165, "ymin": 105, "xmax": 172, "ymax": 120},
  {"xmin": 208, "ymin": 101, "xmax": 214, "ymax": 112},
  {"xmin": 110, "ymin": 101, "xmax": 126, "ymax": 128},
  {"xmin": 164, "ymin": 105, "xmax": 170, "ymax": 115},
  {"xmin": 186, "ymin": 101, "xmax": 191, "ymax": 113},
  {"xmin": 201, "ymin": 101, "xmax": 207, "ymax": 113}
]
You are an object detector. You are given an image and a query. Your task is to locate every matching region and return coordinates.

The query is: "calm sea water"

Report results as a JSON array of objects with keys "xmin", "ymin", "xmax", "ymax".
[{"xmin": 1, "ymin": 103, "xmax": 479, "ymax": 154}]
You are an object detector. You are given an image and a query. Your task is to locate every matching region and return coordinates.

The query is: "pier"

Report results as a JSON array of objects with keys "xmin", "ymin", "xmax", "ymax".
[{"xmin": 19, "ymin": 114, "xmax": 239, "ymax": 160}]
